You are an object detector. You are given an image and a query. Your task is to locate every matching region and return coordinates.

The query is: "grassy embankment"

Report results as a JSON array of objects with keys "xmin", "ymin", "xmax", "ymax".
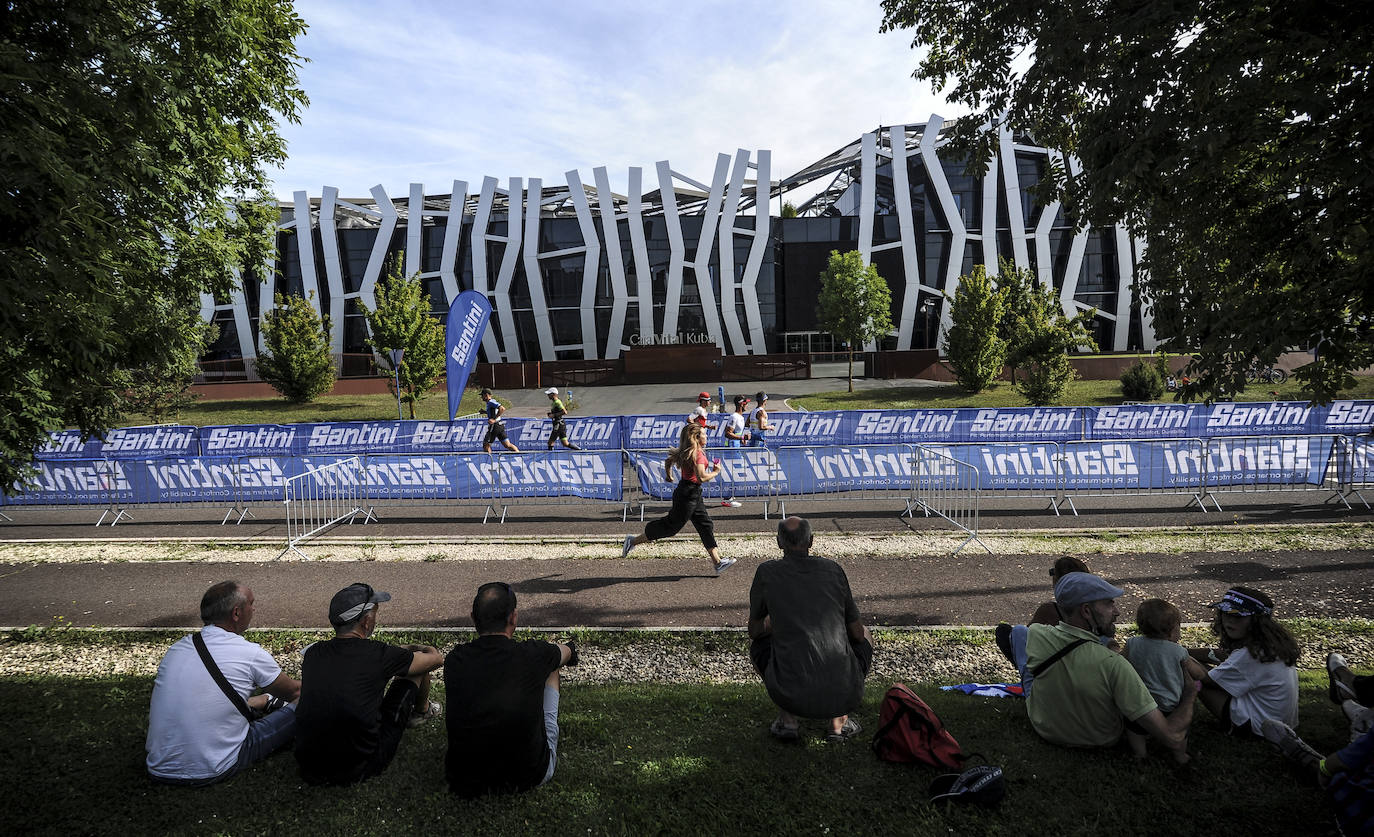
[{"xmin": 3, "ymin": 621, "xmax": 1369, "ymax": 836}]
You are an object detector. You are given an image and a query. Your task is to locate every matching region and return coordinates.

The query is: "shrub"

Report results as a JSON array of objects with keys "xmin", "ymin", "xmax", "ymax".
[
  {"xmin": 1121, "ymin": 359, "xmax": 1165, "ymax": 401},
  {"xmin": 254, "ymin": 293, "xmax": 335, "ymax": 403}
]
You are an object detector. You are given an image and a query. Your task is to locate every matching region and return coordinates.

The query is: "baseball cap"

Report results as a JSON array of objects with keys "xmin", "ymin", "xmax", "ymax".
[
  {"xmin": 328, "ymin": 582, "xmax": 391, "ymax": 626},
  {"xmin": 1208, "ymin": 587, "xmax": 1273, "ymax": 616},
  {"xmin": 698, "ymin": 392, "xmax": 710, "ymax": 400},
  {"xmin": 1053, "ymin": 572, "xmax": 1124, "ymax": 609},
  {"xmin": 479, "ymin": 387, "xmax": 492, "ymax": 397},
  {"xmin": 544, "ymin": 387, "xmax": 559, "ymax": 396},
  {"xmin": 733, "ymin": 395, "xmax": 750, "ymax": 407},
  {"xmin": 755, "ymin": 391, "xmax": 768, "ymax": 402},
  {"xmin": 929, "ymin": 765, "xmax": 1006, "ymax": 807}
]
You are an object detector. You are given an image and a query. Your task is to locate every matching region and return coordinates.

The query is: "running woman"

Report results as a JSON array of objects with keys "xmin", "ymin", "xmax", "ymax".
[
  {"xmin": 544, "ymin": 387, "xmax": 581, "ymax": 451},
  {"xmin": 749, "ymin": 391, "xmax": 775, "ymax": 446},
  {"xmin": 480, "ymin": 388, "xmax": 520, "ymax": 453},
  {"xmin": 621, "ymin": 422, "xmax": 736, "ymax": 575}
]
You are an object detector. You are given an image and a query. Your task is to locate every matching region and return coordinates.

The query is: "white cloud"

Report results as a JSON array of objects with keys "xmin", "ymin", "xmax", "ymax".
[{"xmin": 266, "ymin": 0, "xmax": 965, "ymax": 200}]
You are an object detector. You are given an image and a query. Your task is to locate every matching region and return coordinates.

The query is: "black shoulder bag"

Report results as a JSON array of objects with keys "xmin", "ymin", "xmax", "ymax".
[
  {"xmin": 1029, "ymin": 638, "xmax": 1090, "ymax": 678},
  {"xmin": 192, "ymin": 632, "xmax": 255, "ymax": 722}
]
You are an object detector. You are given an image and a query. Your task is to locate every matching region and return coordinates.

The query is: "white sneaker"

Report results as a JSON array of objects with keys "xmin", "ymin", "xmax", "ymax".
[
  {"xmin": 721, "ymin": 499, "xmax": 742, "ymax": 508},
  {"xmin": 714, "ymin": 557, "xmax": 737, "ymax": 576},
  {"xmin": 622, "ymin": 535, "xmax": 636, "ymax": 559},
  {"xmin": 1260, "ymin": 719, "xmax": 1322, "ymax": 770}
]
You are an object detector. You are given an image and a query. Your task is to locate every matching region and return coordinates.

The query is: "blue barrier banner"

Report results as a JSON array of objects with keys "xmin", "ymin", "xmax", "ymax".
[
  {"xmin": 446, "ymin": 290, "xmax": 492, "ymax": 420},
  {"xmin": 955, "ymin": 408, "xmax": 1084, "ymax": 442},
  {"xmin": 1317, "ymin": 401, "xmax": 1374, "ymax": 435},
  {"xmin": 1085, "ymin": 406, "xmax": 1201, "ymax": 440},
  {"xmin": 921, "ymin": 444, "xmax": 1063, "ymax": 491},
  {"xmin": 1348, "ymin": 437, "xmax": 1374, "ymax": 485},
  {"xmin": 38, "ymin": 426, "xmax": 199, "ymax": 459},
  {"xmin": 1201, "ymin": 437, "xmax": 1335, "ymax": 487},
  {"xmin": 9, "ymin": 459, "xmax": 124, "ymax": 505},
  {"xmin": 403, "ymin": 419, "xmax": 494, "ymax": 454},
  {"xmin": 201, "ymin": 425, "xmax": 301, "ymax": 457},
  {"xmin": 477, "ymin": 451, "xmax": 622, "ymax": 500},
  {"xmin": 508, "ymin": 416, "xmax": 623, "ymax": 451},
  {"xmin": 1195, "ymin": 403, "xmax": 1317, "ymax": 438},
  {"xmin": 1058, "ymin": 440, "xmax": 1206, "ymax": 490},
  {"xmin": 849, "ymin": 410, "xmax": 960, "ymax": 444}
]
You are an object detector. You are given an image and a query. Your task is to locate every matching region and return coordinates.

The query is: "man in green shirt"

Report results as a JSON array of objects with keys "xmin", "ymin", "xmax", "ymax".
[{"xmin": 1025, "ymin": 572, "xmax": 1194, "ymax": 763}]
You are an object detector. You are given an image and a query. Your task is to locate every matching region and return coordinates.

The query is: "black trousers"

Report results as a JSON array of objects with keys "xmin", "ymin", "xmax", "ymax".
[{"xmin": 644, "ymin": 479, "xmax": 716, "ymax": 550}]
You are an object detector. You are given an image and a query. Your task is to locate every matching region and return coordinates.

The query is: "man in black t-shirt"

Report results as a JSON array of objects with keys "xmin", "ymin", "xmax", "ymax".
[
  {"xmin": 294, "ymin": 582, "xmax": 445, "ymax": 785},
  {"xmin": 444, "ymin": 582, "xmax": 575, "ymax": 797}
]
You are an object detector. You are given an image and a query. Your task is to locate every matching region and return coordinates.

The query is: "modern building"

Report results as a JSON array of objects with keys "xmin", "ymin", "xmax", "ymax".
[{"xmin": 202, "ymin": 114, "xmax": 1155, "ymax": 377}]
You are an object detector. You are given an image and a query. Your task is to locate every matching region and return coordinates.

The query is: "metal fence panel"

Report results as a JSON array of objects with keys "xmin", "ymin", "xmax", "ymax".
[{"xmin": 908, "ymin": 445, "xmax": 988, "ymax": 554}]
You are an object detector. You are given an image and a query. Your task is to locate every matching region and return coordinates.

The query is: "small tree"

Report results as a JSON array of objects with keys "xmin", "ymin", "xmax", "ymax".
[
  {"xmin": 780, "ymin": 201, "xmax": 798, "ymax": 218},
  {"xmin": 942, "ymin": 265, "xmax": 1006, "ymax": 393},
  {"xmin": 999, "ymin": 264, "xmax": 1095, "ymax": 406},
  {"xmin": 255, "ymin": 293, "xmax": 335, "ymax": 403},
  {"xmin": 358, "ymin": 258, "xmax": 446, "ymax": 419},
  {"xmin": 118, "ymin": 302, "xmax": 218, "ymax": 424},
  {"xmin": 817, "ymin": 250, "xmax": 895, "ymax": 392},
  {"xmin": 1120, "ymin": 360, "xmax": 1165, "ymax": 401}
]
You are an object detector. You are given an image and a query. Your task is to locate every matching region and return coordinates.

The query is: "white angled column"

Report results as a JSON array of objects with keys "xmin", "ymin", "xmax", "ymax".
[
  {"xmin": 889, "ymin": 125, "xmax": 923, "ymax": 351},
  {"xmin": 657, "ymin": 160, "xmax": 687, "ymax": 339},
  {"xmin": 471, "ymin": 176, "xmax": 504, "ymax": 362},
  {"xmin": 999, "ymin": 124, "xmax": 1031, "ymax": 270},
  {"xmin": 626, "ymin": 167, "xmax": 654, "ymax": 343},
  {"xmin": 739, "ymin": 149, "xmax": 770, "ymax": 354},
  {"xmin": 594, "ymin": 166, "xmax": 629, "ymax": 358},
  {"xmin": 718, "ymin": 149, "xmax": 752, "ymax": 354},
  {"xmin": 438, "ymin": 180, "xmax": 468, "ymax": 308},
  {"xmin": 565, "ymin": 170, "xmax": 602, "ymax": 359},
  {"xmin": 921, "ymin": 115, "xmax": 965, "ymax": 338},
  {"xmin": 522, "ymin": 179, "xmax": 556, "ymax": 360},
  {"xmin": 493, "ymin": 177, "xmax": 524, "ymax": 361},
  {"xmin": 689, "ymin": 153, "xmax": 730, "ymax": 349}
]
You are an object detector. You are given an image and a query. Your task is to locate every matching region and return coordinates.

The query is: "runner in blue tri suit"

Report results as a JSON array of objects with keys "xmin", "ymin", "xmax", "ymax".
[
  {"xmin": 480, "ymin": 388, "xmax": 519, "ymax": 453},
  {"xmin": 749, "ymin": 391, "xmax": 775, "ymax": 446}
]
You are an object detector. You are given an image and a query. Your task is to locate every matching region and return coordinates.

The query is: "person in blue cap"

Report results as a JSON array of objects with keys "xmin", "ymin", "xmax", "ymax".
[{"xmin": 1025, "ymin": 572, "xmax": 1195, "ymax": 763}]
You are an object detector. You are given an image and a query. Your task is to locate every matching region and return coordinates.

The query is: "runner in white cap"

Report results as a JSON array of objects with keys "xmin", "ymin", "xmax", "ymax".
[{"xmin": 544, "ymin": 387, "xmax": 581, "ymax": 451}]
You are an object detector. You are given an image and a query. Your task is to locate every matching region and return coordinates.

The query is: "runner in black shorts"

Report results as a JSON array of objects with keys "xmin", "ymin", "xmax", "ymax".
[
  {"xmin": 481, "ymin": 388, "xmax": 519, "ymax": 453},
  {"xmin": 544, "ymin": 387, "xmax": 581, "ymax": 451}
]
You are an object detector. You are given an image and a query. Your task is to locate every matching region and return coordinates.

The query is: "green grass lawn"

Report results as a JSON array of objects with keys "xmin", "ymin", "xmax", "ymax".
[
  {"xmin": 123, "ymin": 390, "xmax": 487, "ymax": 427},
  {"xmin": 793, "ymin": 375, "xmax": 1374, "ymax": 412},
  {"xmin": 2, "ymin": 626, "xmax": 1362, "ymax": 836}
]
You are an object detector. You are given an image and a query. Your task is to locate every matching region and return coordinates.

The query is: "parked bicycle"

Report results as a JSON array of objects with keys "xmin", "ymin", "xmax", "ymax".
[{"xmin": 1245, "ymin": 363, "xmax": 1288, "ymax": 385}]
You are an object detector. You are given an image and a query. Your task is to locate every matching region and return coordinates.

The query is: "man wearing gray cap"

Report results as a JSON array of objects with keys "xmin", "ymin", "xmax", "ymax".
[
  {"xmin": 294, "ymin": 582, "xmax": 445, "ymax": 784},
  {"xmin": 1025, "ymin": 572, "xmax": 1194, "ymax": 763}
]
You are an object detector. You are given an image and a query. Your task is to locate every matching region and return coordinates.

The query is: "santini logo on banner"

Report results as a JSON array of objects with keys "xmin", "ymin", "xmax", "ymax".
[{"xmin": 446, "ymin": 290, "xmax": 492, "ymax": 420}]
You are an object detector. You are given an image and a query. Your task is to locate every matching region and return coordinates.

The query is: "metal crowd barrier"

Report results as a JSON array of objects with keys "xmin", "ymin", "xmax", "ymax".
[
  {"xmin": 1200, "ymin": 434, "xmax": 1344, "ymax": 511},
  {"xmin": 770, "ymin": 444, "xmax": 916, "ymax": 519},
  {"xmin": 280, "ymin": 456, "xmax": 369, "ymax": 559},
  {"xmin": 1333, "ymin": 435, "xmax": 1372, "ymax": 509},
  {"xmin": 906, "ymin": 444, "xmax": 989, "ymax": 554},
  {"xmin": 352, "ymin": 452, "xmax": 507, "ymax": 524},
  {"xmin": 1055, "ymin": 439, "xmax": 1209, "ymax": 515}
]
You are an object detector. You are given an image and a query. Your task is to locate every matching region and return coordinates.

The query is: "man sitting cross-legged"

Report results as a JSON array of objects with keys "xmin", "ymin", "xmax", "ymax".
[
  {"xmin": 146, "ymin": 580, "xmax": 300, "ymax": 785},
  {"xmin": 748, "ymin": 516, "xmax": 873, "ymax": 743},
  {"xmin": 1026, "ymin": 572, "xmax": 1194, "ymax": 763},
  {"xmin": 294, "ymin": 582, "xmax": 444, "ymax": 785},
  {"xmin": 444, "ymin": 582, "xmax": 577, "ymax": 797}
]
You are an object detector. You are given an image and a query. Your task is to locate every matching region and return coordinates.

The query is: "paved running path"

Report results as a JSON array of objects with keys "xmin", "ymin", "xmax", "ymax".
[{"xmin": 2, "ymin": 546, "xmax": 1370, "ymax": 629}]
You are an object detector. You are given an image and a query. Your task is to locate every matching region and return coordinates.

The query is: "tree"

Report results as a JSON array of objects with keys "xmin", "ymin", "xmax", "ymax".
[
  {"xmin": 358, "ymin": 258, "xmax": 446, "ymax": 419},
  {"xmin": 0, "ymin": 0, "xmax": 307, "ymax": 490},
  {"xmin": 817, "ymin": 249, "xmax": 895, "ymax": 392},
  {"xmin": 780, "ymin": 201, "xmax": 799, "ymax": 218},
  {"xmin": 998, "ymin": 266, "xmax": 1094, "ymax": 406},
  {"xmin": 117, "ymin": 301, "xmax": 219, "ymax": 424},
  {"xmin": 880, "ymin": 0, "xmax": 1373, "ymax": 403},
  {"xmin": 942, "ymin": 265, "xmax": 1006, "ymax": 393},
  {"xmin": 255, "ymin": 294, "xmax": 335, "ymax": 404}
]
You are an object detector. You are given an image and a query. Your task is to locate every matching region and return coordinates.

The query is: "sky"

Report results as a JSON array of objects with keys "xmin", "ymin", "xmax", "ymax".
[{"xmin": 265, "ymin": 0, "xmax": 964, "ymax": 201}]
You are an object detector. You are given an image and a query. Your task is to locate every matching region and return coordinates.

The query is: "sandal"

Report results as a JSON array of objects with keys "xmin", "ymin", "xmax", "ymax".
[
  {"xmin": 408, "ymin": 700, "xmax": 443, "ymax": 728},
  {"xmin": 769, "ymin": 718, "xmax": 800, "ymax": 741}
]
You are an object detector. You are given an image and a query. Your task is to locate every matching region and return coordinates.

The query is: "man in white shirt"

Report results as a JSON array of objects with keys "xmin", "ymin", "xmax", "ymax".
[
  {"xmin": 146, "ymin": 580, "xmax": 301, "ymax": 785},
  {"xmin": 687, "ymin": 391, "xmax": 718, "ymax": 431}
]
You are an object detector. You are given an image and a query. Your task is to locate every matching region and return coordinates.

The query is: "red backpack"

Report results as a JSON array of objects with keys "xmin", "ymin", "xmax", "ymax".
[{"xmin": 870, "ymin": 682, "xmax": 965, "ymax": 770}]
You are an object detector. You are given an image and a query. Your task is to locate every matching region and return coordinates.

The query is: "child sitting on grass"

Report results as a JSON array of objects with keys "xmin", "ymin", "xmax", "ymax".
[
  {"xmin": 1191, "ymin": 586, "xmax": 1300, "ymax": 736},
  {"xmin": 1123, "ymin": 598, "xmax": 1207, "ymax": 757}
]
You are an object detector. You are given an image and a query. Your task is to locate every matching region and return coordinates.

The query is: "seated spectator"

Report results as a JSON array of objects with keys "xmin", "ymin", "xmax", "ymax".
[
  {"xmin": 146, "ymin": 581, "xmax": 300, "ymax": 785},
  {"xmin": 1191, "ymin": 586, "xmax": 1299, "ymax": 736},
  {"xmin": 444, "ymin": 582, "xmax": 576, "ymax": 797},
  {"xmin": 294, "ymin": 583, "xmax": 444, "ymax": 785},
  {"xmin": 1122, "ymin": 598, "xmax": 1208, "ymax": 757},
  {"xmin": 748, "ymin": 516, "xmax": 872, "ymax": 743},
  {"xmin": 1026, "ymin": 573, "xmax": 1193, "ymax": 762},
  {"xmin": 995, "ymin": 556, "xmax": 1116, "ymax": 693}
]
